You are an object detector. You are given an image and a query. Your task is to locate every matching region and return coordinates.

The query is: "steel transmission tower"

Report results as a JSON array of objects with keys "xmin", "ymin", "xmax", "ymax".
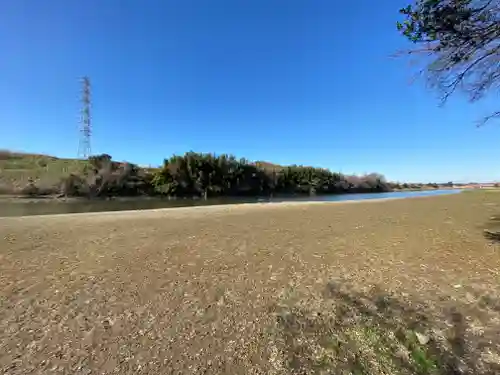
[{"xmin": 78, "ymin": 76, "xmax": 92, "ymax": 159}]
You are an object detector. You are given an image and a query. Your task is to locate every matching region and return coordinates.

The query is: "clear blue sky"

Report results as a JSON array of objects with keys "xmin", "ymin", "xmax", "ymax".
[{"xmin": 1, "ymin": 0, "xmax": 499, "ymax": 182}]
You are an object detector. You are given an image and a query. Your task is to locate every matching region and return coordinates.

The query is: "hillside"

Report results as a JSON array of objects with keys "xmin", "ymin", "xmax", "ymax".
[{"xmin": 0, "ymin": 151, "xmax": 90, "ymax": 194}]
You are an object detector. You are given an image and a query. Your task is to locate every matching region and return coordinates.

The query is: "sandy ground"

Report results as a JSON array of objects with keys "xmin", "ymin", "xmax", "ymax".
[{"xmin": 2, "ymin": 192, "xmax": 500, "ymax": 374}]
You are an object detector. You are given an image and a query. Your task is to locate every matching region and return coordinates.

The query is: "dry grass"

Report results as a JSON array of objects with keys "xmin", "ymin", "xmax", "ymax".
[
  {"xmin": 1, "ymin": 192, "xmax": 500, "ymax": 374},
  {"xmin": 0, "ymin": 150, "xmax": 89, "ymax": 193}
]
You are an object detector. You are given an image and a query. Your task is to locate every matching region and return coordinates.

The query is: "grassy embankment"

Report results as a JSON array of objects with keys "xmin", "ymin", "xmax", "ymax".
[
  {"xmin": 2, "ymin": 191, "xmax": 500, "ymax": 374},
  {"xmin": 0, "ymin": 151, "xmax": 89, "ymax": 195},
  {"xmin": 0, "ymin": 151, "xmax": 161, "ymax": 197}
]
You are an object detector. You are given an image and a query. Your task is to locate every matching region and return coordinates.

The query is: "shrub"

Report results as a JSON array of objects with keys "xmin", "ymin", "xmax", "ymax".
[
  {"xmin": 61, "ymin": 174, "xmax": 88, "ymax": 197},
  {"xmin": 20, "ymin": 181, "xmax": 39, "ymax": 196}
]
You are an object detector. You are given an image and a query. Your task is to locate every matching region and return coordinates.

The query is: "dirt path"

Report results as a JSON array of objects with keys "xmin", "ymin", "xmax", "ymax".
[{"xmin": 2, "ymin": 193, "xmax": 500, "ymax": 374}]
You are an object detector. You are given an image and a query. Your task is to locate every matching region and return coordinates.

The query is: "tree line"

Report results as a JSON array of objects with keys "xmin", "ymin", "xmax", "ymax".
[
  {"xmin": 28, "ymin": 152, "xmax": 451, "ymax": 199},
  {"xmin": 19, "ymin": 152, "xmax": 405, "ymax": 198},
  {"xmin": 151, "ymin": 152, "xmax": 392, "ymax": 198},
  {"xmin": 18, "ymin": 152, "xmax": 454, "ymax": 199}
]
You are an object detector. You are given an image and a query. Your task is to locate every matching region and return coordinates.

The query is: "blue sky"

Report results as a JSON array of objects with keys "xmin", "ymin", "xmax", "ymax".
[{"xmin": 1, "ymin": 0, "xmax": 499, "ymax": 182}]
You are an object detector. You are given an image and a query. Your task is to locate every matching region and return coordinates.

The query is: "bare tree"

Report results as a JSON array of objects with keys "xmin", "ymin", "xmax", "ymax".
[{"xmin": 397, "ymin": 0, "xmax": 500, "ymax": 125}]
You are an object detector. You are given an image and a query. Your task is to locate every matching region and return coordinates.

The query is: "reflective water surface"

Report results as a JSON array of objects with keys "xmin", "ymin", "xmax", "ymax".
[{"xmin": 0, "ymin": 189, "xmax": 463, "ymax": 217}]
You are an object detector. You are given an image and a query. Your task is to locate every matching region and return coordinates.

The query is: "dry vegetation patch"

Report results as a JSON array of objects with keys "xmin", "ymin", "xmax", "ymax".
[{"xmin": 271, "ymin": 280, "xmax": 500, "ymax": 375}]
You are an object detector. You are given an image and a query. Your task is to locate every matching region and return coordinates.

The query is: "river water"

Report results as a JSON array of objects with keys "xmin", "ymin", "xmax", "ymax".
[{"xmin": 0, "ymin": 189, "xmax": 462, "ymax": 218}]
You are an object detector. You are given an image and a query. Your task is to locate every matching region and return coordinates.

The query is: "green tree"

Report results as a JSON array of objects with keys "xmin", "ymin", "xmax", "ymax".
[
  {"xmin": 151, "ymin": 152, "xmax": 391, "ymax": 198},
  {"xmin": 397, "ymin": 0, "xmax": 499, "ymax": 124}
]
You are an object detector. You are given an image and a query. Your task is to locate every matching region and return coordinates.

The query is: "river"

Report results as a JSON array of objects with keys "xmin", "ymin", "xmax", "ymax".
[{"xmin": 0, "ymin": 189, "xmax": 462, "ymax": 217}]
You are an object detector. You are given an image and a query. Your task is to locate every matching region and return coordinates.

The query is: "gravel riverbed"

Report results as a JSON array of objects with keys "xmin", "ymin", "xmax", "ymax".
[{"xmin": 2, "ymin": 193, "xmax": 500, "ymax": 374}]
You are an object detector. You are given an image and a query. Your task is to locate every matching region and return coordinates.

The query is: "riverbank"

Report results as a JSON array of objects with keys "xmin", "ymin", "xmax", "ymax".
[
  {"xmin": 0, "ymin": 197, "xmax": 413, "ymax": 222},
  {"xmin": 0, "ymin": 185, "xmax": 460, "ymax": 200},
  {"xmin": 2, "ymin": 191, "xmax": 500, "ymax": 374},
  {"xmin": 0, "ymin": 188, "xmax": 462, "ymax": 218},
  {"xmin": 0, "ymin": 189, "xmax": 461, "ymax": 221},
  {"xmin": 0, "ymin": 188, "xmax": 429, "ymax": 202}
]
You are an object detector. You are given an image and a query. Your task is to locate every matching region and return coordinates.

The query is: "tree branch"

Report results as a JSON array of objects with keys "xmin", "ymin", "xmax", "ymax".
[{"xmin": 477, "ymin": 110, "xmax": 500, "ymax": 127}]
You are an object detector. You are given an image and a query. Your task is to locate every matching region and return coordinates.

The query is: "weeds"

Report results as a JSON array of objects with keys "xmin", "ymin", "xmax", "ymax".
[{"xmin": 271, "ymin": 281, "xmax": 500, "ymax": 374}]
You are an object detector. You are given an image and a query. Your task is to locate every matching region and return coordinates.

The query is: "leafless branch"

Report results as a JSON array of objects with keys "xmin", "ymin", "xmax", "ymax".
[
  {"xmin": 395, "ymin": 0, "xmax": 500, "ymax": 123},
  {"xmin": 477, "ymin": 110, "xmax": 500, "ymax": 127}
]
